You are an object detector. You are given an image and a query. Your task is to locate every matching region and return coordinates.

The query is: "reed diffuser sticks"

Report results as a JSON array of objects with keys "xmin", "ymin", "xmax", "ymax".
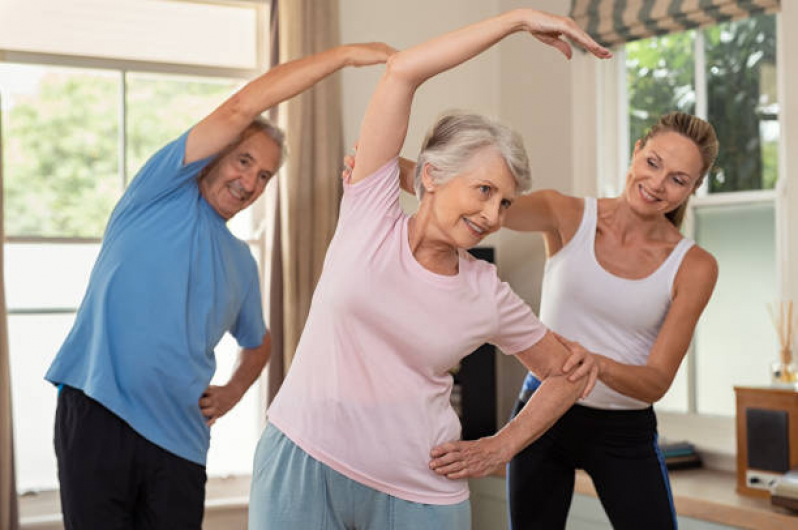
[{"xmin": 768, "ymin": 300, "xmax": 798, "ymax": 366}]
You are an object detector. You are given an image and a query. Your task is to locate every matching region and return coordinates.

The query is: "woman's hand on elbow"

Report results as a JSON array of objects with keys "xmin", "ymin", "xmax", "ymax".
[
  {"xmin": 555, "ymin": 333, "xmax": 600, "ymax": 398},
  {"xmin": 429, "ymin": 435, "xmax": 511, "ymax": 480}
]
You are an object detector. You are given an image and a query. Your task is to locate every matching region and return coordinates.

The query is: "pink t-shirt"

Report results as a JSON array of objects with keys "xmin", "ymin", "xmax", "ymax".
[{"xmin": 267, "ymin": 159, "xmax": 546, "ymax": 505}]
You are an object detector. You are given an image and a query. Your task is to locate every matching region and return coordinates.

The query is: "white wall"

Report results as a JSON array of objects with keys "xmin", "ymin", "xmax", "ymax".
[{"xmin": 339, "ymin": 0, "xmax": 577, "ymax": 424}]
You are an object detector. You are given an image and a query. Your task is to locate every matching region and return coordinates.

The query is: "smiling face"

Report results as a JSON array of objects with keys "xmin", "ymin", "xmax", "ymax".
[
  {"xmin": 199, "ymin": 130, "xmax": 281, "ymax": 220},
  {"xmin": 423, "ymin": 147, "xmax": 517, "ymax": 249},
  {"xmin": 623, "ymin": 131, "xmax": 704, "ymax": 218}
]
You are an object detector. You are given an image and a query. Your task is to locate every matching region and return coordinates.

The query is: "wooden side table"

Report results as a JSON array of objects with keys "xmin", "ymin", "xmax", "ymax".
[{"xmin": 734, "ymin": 386, "xmax": 798, "ymax": 497}]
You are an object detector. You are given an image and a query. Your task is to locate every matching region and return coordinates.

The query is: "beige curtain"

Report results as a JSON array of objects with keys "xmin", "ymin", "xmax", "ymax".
[
  {"xmin": 268, "ymin": 0, "xmax": 344, "ymax": 398},
  {"xmin": 0, "ymin": 95, "xmax": 20, "ymax": 530}
]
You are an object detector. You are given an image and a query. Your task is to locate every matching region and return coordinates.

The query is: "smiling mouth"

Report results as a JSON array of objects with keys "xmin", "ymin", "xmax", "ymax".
[
  {"xmin": 463, "ymin": 217, "xmax": 487, "ymax": 236},
  {"xmin": 638, "ymin": 184, "xmax": 661, "ymax": 203},
  {"xmin": 228, "ymin": 182, "xmax": 250, "ymax": 202}
]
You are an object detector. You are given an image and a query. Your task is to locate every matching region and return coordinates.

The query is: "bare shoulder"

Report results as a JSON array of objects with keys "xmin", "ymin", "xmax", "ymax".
[{"xmin": 674, "ymin": 244, "xmax": 719, "ymax": 300}]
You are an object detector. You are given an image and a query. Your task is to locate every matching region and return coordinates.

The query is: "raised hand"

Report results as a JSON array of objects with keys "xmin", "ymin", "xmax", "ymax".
[{"xmin": 521, "ymin": 9, "xmax": 612, "ymax": 60}]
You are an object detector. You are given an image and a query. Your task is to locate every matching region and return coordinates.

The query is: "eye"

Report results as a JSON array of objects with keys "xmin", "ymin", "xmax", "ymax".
[
  {"xmin": 238, "ymin": 156, "xmax": 250, "ymax": 167},
  {"xmin": 647, "ymin": 157, "xmax": 658, "ymax": 169},
  {"xmin": 500, "ymin": 199, "xmax": 512, "ymax": 210},
  {"xmin": 478, "ymin": 185, "xmax": 491, "ymax": 196},
  {"xmin": 259, "ymin": 171, "xmax": 271, "ymax": 181},
  {"xmin": 672, "ymin": 175, "xmax": 688, "ymax": 186}
]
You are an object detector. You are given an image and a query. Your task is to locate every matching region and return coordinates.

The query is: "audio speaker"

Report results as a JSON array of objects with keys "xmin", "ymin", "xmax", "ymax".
[{"xmin": 746, "ymin": 407, "xmax": 790, "ymax": 473}]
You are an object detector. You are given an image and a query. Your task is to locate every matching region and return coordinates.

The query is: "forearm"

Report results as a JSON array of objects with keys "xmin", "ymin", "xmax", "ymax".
[
  {"xmin": 225, "ymin": 335, "xmax": 271, "ymax": 399},
  {"xmin": 229, "ymin": 46, "xmax": 351, "ymax": 121},
  {"xmin": 496, "ymin": 374, "xmax": 582, "ymax": 456},
  {"xmin": 597, "ymin": 355, "xmax": 671, "ymax": 403},
  {"xmin": 388, "ymin": 10, "xmax": 527, "ymax": 89}
]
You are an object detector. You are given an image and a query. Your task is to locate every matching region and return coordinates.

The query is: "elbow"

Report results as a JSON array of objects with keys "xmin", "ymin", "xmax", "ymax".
[{"xmin": 383, "ymin": 53, "xmax": 421, "ymax": 89}]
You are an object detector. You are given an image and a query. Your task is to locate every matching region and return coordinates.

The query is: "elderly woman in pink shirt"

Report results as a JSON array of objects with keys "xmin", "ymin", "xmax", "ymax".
[{"xmin": 250, "ymin": 8, "xmax": 611, "ymax": 530}]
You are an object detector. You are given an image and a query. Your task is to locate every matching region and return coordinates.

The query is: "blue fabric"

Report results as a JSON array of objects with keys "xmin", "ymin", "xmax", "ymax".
[
  {"xmin": 520, "ymin": 373, "xmax": 541, "ymax": 395},
  {"xmin": 249, "ymin": 425, "xmax": 472, "ymax": 529},
  {"xmin": 46, "ymin": 129, "xmax": 267, "ymax": 465}
]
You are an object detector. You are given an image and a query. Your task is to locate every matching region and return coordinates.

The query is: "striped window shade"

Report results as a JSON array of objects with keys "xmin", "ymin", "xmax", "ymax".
[{"xmin": 570, "ymin": 0, "xmax": 780, "ymax": 47}]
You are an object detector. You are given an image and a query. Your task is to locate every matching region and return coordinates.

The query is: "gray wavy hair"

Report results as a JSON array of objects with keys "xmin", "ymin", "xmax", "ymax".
[
  {"xmin": 413, "ymin": 111, "xmax": 532, "ymax": 199},
  {"xmin": 197, "ymin": 115, "xmax": 287, "ymax": 181}
]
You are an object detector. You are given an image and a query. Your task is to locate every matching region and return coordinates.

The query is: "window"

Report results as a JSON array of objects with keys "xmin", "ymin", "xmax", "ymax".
[
  {"xmin": 624, "ymin": 13, "xmax": 780, "ymax": 417},
  {"xmin": 1, "ymin": 0, "xmax": 269, "ymax": 492}
]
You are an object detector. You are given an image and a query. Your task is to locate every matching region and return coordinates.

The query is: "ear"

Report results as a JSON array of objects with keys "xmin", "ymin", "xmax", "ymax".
[
  {"xmin": 632, "ymin": 139, "xmax": 642, "ymax": 157},
  {"xmin": 421, "ymin": 163, "xmax": 437, "ymax": 193}
]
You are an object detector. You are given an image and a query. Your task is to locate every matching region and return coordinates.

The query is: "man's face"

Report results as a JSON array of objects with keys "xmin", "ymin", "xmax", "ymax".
[{"xmin": 199, "ymin": 131, "xmax": 281, "ymax": 220}]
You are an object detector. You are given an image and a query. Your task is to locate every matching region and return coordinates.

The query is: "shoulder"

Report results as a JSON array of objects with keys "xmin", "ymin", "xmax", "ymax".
[{"xmin": 674, "ymin": 244, "xmax": 718, "ymax": 299}]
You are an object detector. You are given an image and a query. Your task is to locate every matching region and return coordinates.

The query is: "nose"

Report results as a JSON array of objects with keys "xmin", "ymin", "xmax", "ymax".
[
  {"xmin": 239, "ymin": 169, "xmax": 258, "ymax": 192},
  {"xmin": 650, "ymin": 172, "xmax": 667, "ymax": 192},
  {"xmin": 481, "ymin": 202, "xmax": 501, "ymax": 230}
]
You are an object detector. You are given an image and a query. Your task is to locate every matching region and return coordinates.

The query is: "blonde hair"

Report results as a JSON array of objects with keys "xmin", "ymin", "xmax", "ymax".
[
  {"xmin": 413, "ymin": 111, "xmax": 531, "ymax": 199},
  {"xmin": 639, "ymin": 112, "xmax": 719, "ymax": 228}
]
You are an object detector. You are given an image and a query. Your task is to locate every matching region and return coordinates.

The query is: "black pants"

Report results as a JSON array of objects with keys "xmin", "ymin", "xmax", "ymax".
[
  {"xmin": 54, "ymin": 386, "xmax": 207, "ymax": 530},
  {"xmin": 507, "ymin": 398, "xmax": 677, "ymax": 530}
]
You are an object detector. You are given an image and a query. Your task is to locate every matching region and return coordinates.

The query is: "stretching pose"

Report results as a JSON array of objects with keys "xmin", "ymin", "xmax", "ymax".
[
  {"xmin": 45, "ymin": 42, "xmax": 393, "ymax": 530},
  {"xmin": 249, "ymin": 8, "xmax": 610, "ymax": 530},
  {"xmin": 431, "ymin": 112, "xmax": 719, "ymax": 530}
]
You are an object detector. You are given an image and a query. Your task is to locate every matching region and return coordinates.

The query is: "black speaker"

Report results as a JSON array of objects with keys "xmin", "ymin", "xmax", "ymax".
[
  {"xmin": 746, "ymin": 407, "xmax": 790, "ymax": 473},
  {"xmin": 451, "ymin": 247, "xmax": 497, "ymax": 441}
]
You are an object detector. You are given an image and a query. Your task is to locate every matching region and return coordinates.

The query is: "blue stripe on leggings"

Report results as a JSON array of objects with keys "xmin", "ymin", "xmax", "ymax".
[{"xmin": 653, "ymin": 434, "xmax": 679, "ymax": 529}]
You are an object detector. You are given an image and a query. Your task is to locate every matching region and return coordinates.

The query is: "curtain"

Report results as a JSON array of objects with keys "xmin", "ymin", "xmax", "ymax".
[
  {"xmin": 0, "ymin": 94, "xmax": 20, "ymax": 530},
  {"xmin": 267, "ymin": 0, "xmax": 344, "ymax": 399},
  {"xmin": 570, "ymin": 0, "xmax": 780, "ymax": 47},
  {"xmin": 266, "ymin": 0, "xmax": 284, "ymax": 404}
]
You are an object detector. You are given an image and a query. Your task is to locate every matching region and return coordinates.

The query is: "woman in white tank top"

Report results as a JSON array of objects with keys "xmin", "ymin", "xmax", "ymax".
[{"xmin": 428, "ymin": 112, "xmax": 720, "ymax": 529}]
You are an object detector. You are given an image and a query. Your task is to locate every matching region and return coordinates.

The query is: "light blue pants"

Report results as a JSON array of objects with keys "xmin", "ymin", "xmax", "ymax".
[{"xmin": 248, "ymin": 424, "xmax": 471, "ymax": 529}]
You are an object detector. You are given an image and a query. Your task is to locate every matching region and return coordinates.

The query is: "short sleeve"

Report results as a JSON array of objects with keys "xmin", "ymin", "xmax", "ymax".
[
  {"xmin": 231, "ymin": 273, "xmax": 268, "ymax": 349},
  {"xmin": 490, "ymin": 279, "xmax": 547, "ymax": 355},
  {"xmin": 117, "ymin": 129, "xmax": 215, "ymax": 212},
  {"xmin": 337, "ymin": 158, "xmax": 403, "ymax": 228}
]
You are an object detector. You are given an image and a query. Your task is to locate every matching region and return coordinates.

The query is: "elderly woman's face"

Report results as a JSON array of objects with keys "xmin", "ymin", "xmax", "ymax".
[{"xmin": 427, "ymin": 147, "xmax": 517, "ymax": 249}]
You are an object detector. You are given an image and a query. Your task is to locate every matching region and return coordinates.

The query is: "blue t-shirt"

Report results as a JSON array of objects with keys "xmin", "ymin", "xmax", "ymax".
[{"xmin": 45, "ymin": 130, "xmax": 267, "ymax": 465}]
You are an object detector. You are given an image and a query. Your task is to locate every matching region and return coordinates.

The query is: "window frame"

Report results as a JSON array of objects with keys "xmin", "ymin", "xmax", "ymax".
[
  {"xmin": 2, "ymin": 0, "xmax": 272, "ymax": 491},
  {"xmin": 586, "ymin": 13, "xmax": 788, "ymax": 463}
]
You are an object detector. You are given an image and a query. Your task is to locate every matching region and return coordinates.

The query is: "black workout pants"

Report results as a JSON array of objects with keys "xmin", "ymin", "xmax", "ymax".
[
  {"xmin": 507, "ymin": 399, "xmax": 677, "ymax": 530},
  {"xmin": 54, "ymin": 385, "xmax": 207, "ymax": 530}
]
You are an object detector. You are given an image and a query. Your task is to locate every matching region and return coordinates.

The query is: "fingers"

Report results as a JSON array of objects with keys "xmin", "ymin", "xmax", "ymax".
[
  {"xmin": 582, "ymin": 365, "xmax": 599, "ymax": 398},
  {"xmin": 567, "ymin": 355, "xmax": 593, "ymax": 382}
]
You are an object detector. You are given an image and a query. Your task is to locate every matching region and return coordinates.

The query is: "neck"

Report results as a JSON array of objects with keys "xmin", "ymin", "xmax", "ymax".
[
  {"xmin": 408, "ymin": 201, "xmax": 459, "ymax": 275},
  {"xmin": 603, "ymin": 196, "xmax": 672, "ymax": 242}
]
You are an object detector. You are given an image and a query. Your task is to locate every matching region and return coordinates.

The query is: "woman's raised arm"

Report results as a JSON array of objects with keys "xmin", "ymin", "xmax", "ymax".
[
  {"xmin": 349, "ymin": 9, "xmax": 611, "ymax": 184},
  {"xmin": 185, "ymin": 43, "xmax": 395, "ymax": 165}
]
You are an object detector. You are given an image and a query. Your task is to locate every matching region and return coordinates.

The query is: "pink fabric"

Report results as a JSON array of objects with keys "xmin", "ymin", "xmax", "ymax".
[{"xmin": 268, "ymin": 158, "xmax": 546, "ymax": 505}]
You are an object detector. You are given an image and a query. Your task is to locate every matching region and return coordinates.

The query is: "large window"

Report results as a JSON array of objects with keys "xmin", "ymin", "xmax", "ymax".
[
  {"xmin": 1, "ymin": 0, "xmax": 269, "ymax": 493},
  {"xmin": 625, "ymin": 13, "xmax": 779, "ymax": 417}
]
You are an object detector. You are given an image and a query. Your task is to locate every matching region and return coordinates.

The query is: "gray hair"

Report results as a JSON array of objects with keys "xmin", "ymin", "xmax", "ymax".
[
  {"xmin": 413, "ymin": 111, "xmax": 532, "ymax": 199},
  {"xmin": 198, "ymin": 116, "xmax": 287, "ymax": 183},
  {"xmin": 247, "ymin": 115, "xmax": 287, "ymax": 171}
]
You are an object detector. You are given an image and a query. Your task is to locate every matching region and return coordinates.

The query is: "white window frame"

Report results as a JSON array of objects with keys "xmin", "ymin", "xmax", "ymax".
[
  {"xmin": 578, "ymin": 13, "xmax": 790, "ymax": 470},
  {"xmin": 2, "ymin": 1, "xmax": 272, "ymax": 491}
]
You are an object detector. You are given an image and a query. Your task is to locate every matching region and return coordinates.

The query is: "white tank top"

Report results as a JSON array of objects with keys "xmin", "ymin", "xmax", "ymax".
[{"xmin": 539, "ymin": 197, "xmax": 694, "ymax": 410}]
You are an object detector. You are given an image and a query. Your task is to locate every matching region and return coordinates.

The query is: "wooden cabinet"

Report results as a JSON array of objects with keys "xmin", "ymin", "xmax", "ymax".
[{"xmin": 734, "ymin": 386, "xmax": 798, "ymax": 497}]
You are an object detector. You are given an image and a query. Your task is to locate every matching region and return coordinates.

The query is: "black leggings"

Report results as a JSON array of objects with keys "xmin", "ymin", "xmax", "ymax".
[{"xmin": 507, "ymin": 399, "xmax": 677, "ymax": 530}]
